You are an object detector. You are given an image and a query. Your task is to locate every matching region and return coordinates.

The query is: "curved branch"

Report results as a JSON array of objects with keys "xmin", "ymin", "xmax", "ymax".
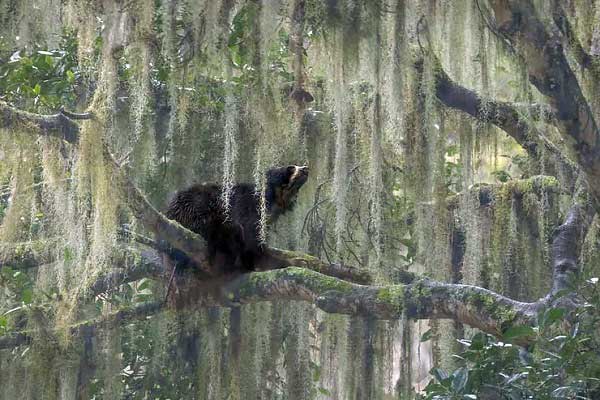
[
  {"xmin": 123, "ymin": 230, "xmax": 374, "ymax": 285},
  {"xmin": 489, "ymin": 0, "xmax": 600, "ymax": 207},
  {"xmin": 88, "ymin": 252, "xmax": 165, "ymax": 296},
  {"xmin": 0, "ymin": 269, "xmax": 541, "ymax": 350},
  {"xmin": 258, "ymin": 247, "xmax": 373, "ymax": 284},
  {"xmin": 446, "ymin": 175, "xmax": 562, "ymax": 209},
  {"xmin": 415, "ymin": 55, "xmax": 576, "ymax": 176},
  {"xmin": 0, "ymin": 101, "xmax": 84, "ymax": 144},
  {"xmin": 224, "ymin": 267, "xmax": 541, "ymax": 341},
  {"xmin": 1, "ymin": 198, "xmax": 591, "ymax": 350},
  {"xmin": 113, "ymin": 162, "xmax": 213, "ymax": 276},
  {"xmin": 0, "ymin": 105, "xmax": 215, "ymax": 277}
]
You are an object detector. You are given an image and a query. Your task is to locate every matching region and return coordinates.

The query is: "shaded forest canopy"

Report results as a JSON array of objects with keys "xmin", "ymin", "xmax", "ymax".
[{"xmin": 0, "ymin": 0, "xmax": 600, "ymax": 398}]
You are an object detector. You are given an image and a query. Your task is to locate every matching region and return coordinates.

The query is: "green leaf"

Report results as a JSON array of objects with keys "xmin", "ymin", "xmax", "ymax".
[
  {"xmin": 503, "ymin": 325, "xmax": 535, "ymax": 341},
  {"xmin": 21, "ymin": 288, "xmax": 33, "ymax": 304},
  {"xmin": 431, "ymin": 367, "xmax": 449, "ymax": 384},
  {"xmin": 544, "ymin": 308, "xmax": 566, "ymax": 327},
  {"xmin": 491, "ymin": 170, "xmax": 511, "ymax": 183},
  {"xmin": 451, "ymin": 367, "xmax": 469, "ymax": 393},
  {"xmin": 421, "ymin": 328, "xmax": 433, "ymax": 342},
  {"xmin": 63, "ymin": 246, "xmax": 74, "ymax": 262},
  {"xmin": 66, "ymin": 70, "xmax": 75, "ymax": 83},
  {"xmin": 137, "ymin": 278, "xmax": 151, "ymax": 292},
  {"xmin": 469, "ymin": 333, "xmax": 487, "ymax": 350}
]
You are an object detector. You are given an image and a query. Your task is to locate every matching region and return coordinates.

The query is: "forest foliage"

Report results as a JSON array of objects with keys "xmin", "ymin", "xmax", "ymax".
[{"xmin": 1, "ymin": 0, "xmax": 600, "ymax": 399}]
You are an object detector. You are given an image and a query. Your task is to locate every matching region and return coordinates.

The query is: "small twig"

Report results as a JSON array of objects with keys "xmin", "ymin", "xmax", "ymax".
[{"xmin": 163, "ymin": 264, "xmax": 178, "ymax": 304}]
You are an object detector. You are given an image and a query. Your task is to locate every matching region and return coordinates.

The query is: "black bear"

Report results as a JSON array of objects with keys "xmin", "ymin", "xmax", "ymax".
[{"xmin": 165, "ymin": 165, "xmax": 309, "ymax": 273}]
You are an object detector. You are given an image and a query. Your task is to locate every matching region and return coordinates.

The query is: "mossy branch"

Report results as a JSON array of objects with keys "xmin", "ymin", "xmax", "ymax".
[
  {"xmin": 0, "ymin": 202, "xmax": 591, "ymax": 349},
  {"xmin": 220, "ymin": 267, "xmax": 541, "ymax": 342},
  {"xmin": 0, "ymin": 104, "xmax": 215, "ymax": 277},
  {"xmin": 0, "ymin": 101, "xmax": 87, "ymax": 144},
  {"xmin": 0, "ymin": 267, "xmax": 541, "ymax": 350},
  {"xmin": 0, "ymin": 88, "xmax": 591, "ymax": 350},
  {"xmin": 446, "ymin": 175, "xmax": 562, "ymax": 209},
  {"xmin": 111, "ymin": 158, "xmax": 215, "ymax": 277},
  {"xmin": 0, "ymin": 239, "xmax": 60, "ymax": 270},
  {"xmin": 415, "ymin": 18, "xmax": 579, "ymax": 178},
  {"xmin": 488, "ymin": 0, "xmax": 600, "ymax": 208},
  {"xmin": 122, "ymin": 229, "xmax": 374, "ymax": 284},
  {"xmin": 551, "ymin": 203, "xmax": 595, "ymax": 294},
  {"xmin": 414, "ymin": 55, "xmax": 575, "ymax": 177},
  {"xmin": 551, "ymin": 1, "xmax": 600, "ymax": 80}
]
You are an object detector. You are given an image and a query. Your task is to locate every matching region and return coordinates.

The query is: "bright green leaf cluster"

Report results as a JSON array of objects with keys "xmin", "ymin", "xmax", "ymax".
[{"xmin": 0, "ymin": 30, "xmax": 80, "ymax": 111}]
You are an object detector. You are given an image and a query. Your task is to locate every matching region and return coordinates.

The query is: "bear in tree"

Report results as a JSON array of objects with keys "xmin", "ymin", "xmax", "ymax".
[{"xmin": 165, "ymin": 165, "xmax": 309, "ymax": 273}]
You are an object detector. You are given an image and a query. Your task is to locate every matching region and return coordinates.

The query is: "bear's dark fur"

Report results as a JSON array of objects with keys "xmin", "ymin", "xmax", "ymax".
[{"xmin": 165, "ymin": 165, "xmax": 309, "ymax": 273}]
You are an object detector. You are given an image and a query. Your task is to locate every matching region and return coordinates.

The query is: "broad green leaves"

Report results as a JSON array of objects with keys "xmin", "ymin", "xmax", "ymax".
[
  {"xmin": 0, "ymin": 30, "xmax": 80, "ymax": 111},
  {"xmin": 423, "ymin": 301, "xmax": 600, "ymax": 399}
]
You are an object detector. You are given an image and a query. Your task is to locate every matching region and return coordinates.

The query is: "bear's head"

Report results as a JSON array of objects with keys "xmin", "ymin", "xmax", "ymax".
[{"xmin": 265, "ymin": 165, "xmax": 309, "ymax": 217}]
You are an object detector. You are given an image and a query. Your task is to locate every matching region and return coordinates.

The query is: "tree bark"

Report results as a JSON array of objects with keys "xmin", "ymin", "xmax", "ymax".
[{"xmin": 489, "ymin": 0, "xmax": 600, "ymax": 207}]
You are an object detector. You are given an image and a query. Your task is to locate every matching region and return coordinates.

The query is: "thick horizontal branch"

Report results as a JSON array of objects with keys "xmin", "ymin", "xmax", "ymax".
[
  {"xmin": 446, "ymin": 175, "xmax": 561, "ymax": 209},
  {"xmin": 418, "ymin": 56, "xmax": 576, "ymax": 175},
  {"xmin": 224, "ymin": 267, "xmax": 542, "ymax": 341},
  {"xmin": 2, "ymin": 197, "xmax": 589, "ymax": 349},
  {"xmin": 0, "ymin": 101, "xmax": 86, "ymax": 143},
  {"xmin": 88, "ymin": 251, "xmax": 165, "ymax": 296},
  {"xmin": 0, "ymin": 239, "xmax": 59, "ymax": 270},
  {"xmin": 124, "ymin": 232, "xmax": 374, "ymax": 285},
  {"xmin": 256, "ymin": 247, "xmax": 373, "ymax": 284}
]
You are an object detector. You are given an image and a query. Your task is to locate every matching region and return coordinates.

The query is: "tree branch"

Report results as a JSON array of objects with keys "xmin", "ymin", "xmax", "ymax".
[
  {"xmin": 445, "ymin": 175, "xmax": 562, "ymax": 209},
  {"xmin": 88, "ymin": 252, "xmax": 165, "ymax": 296},
  {"xmin": 551, "ymin": 2, "xmax": 600, "ymax": 80},
  {"xmin": 0, "ymin": 239, "xmax": 59, "ymax": 270},
  {"xmin": 489, "ymin": 0, "xmax": 600, "ymax": 207},
  {"xmin": 123, "ymin": 229, "xmax": 374, "ymax": 285},
  {"xmin": 416, "ymin": 55, "xmax": 576, "ymax": 176},
  {"xmin": 0, "ymin": 196, "xmax": 591, "ymax": 350},
  {"xmin": 103, "ymin": 148, "xmax": 216, "ymax": 276},
  {"xmin": 0, "ymin": 104, "xmax": 215, "ymax": 277},
  {"xmin": 223, "ymin": 268, "xmax": 541, "ymax": 341},
  {"xmin": 0, "ymin": 71, "xmax": 591, "ymax": 352},
  {"xmin": 0, "ymin": 101, "xmax": 86, "ymax": 144},
  {"xmin": 551, "ymin": 202, "xmax": 595, "ymax": 294}
]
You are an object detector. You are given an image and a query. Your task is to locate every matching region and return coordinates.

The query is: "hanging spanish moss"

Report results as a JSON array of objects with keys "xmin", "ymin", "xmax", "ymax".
[
  {"xmin": 0, "ymin": 0, "xmax": 591, "ymax": 398},
  {"xmin": 220, "ymin": 92, "xmax": 238, "ymax": 214}
]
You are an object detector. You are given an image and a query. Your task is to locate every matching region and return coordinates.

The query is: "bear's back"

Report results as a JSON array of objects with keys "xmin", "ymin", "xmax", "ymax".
[{"xmin": 166, "ymin": 182, "xmax": 259, "ymax": 238}]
